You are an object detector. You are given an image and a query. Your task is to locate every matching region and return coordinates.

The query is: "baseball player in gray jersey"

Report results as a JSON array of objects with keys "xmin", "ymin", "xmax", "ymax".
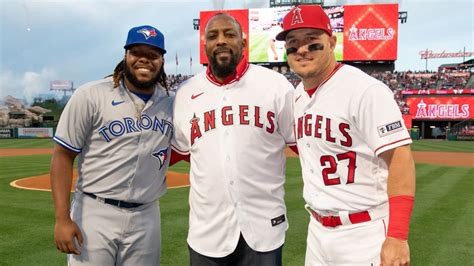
[{"xmin": 50, "ymin": 25, "xmax": 174, "ymax": 265}]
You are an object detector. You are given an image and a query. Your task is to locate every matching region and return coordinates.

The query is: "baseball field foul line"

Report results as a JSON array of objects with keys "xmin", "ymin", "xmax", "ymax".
[{"xmin": 10, "ymin": 170, "xmax": 190, "ymax": 192}]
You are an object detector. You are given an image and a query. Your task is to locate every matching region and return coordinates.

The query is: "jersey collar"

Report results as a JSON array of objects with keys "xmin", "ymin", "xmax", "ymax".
[
  {"xmin": 305, "ymin": 63, "xmax": 344, "ymax": 97},
  {"xmin": 205, "ymin": 56, "xmax": 249, "ymax": 86}
]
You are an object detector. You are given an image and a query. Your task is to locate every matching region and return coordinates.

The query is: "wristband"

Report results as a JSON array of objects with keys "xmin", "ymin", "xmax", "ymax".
[{"xmin": 387, "ymin": 195, "xmax": 414, "ymax": 240}]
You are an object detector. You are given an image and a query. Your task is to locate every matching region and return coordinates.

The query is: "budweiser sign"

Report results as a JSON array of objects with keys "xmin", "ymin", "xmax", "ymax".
[{"xmin": 419, "ymin": 50, "xmax": 473, "ymax": 59}]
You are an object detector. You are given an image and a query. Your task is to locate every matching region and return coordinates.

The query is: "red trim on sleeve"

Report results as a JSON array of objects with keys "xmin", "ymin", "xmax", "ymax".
[
  {"xmin": 374, "ymin": 137, "xmax": 412, "ymax": 155},
  {"xmin": 171, "ymin": 145, "xmax": 190, "ymax": 155},
  {"xmin": 289, "ymin": 145, "xmax": 299, "ymax": 155},
  {"xmin": 169, "ymin": 149, "xmax": 190, "ymax": 166}
]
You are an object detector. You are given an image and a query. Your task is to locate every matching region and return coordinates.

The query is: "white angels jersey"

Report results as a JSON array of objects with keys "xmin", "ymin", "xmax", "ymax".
[
  {"xmin": 54, "ymin": 77, "xmax": 174, "ymax": 203},
  {"xmin": 294, "ymin": 64, "xmax": 412, "ymax": 213},
  {"xmin": 172, "ymin": 64, "xmax": 296, "ymax": 257}
]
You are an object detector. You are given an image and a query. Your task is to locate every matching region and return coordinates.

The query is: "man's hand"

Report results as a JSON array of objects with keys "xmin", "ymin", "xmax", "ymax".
[
  {"xmin": 380, "ymin": 237, "xmax": 410, "ymax": 266},
  {"xmin": 54, "ymin": 218, "xmax": 84, "ymax": 255}
]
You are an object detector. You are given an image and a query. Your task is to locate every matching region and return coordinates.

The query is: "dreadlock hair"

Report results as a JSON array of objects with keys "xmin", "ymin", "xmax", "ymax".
[{"xmin": 108, "ymin": 58, "xmax": 169, "ymax": 95}]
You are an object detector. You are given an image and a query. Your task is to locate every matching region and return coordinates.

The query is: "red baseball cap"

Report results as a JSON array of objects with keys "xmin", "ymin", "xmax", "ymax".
[{"xmin": 275, "ymin": 5, "xmax": 332, "ymax": 41}]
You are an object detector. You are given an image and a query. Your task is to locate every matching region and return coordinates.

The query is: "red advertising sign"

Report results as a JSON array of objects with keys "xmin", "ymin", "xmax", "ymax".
[
  {"xmin": 199, "ymin": 10, "xmax": 249, "ymax": 64},
  {"xmin": 199, "ymin": 4, "xmax": 399, "ymax": 63},
  {"xmin": 406, "ymin": 96, "xmax": 474, "ymax": 120},
  {"xmin": 343, "ymin": 4, "xmax": 398, "ymax": 61},
  {"xmin": 402, "ymin": 89, "xmax": 474, "ymax": 95},
  {"xmin": 402, "ymin": 114, "xmax": 412, "ymax": 129}
]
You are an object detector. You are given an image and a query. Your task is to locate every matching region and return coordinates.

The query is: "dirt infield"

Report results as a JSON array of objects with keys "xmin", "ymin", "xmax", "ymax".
[
  {"xmin": 0, "ymin": 148, "xmax": 54, "ymax": 157},
  {"xmin": 4, "ymin": 147, "xmax": 473, "ymax": 192},
  {"xmin": 284, "ymin": 148, "xmax": 473, "ymax": 167},
  {"xmin": 10, "ymin": 170, "xmax": 190, "ymax": 192},
  {"xmin": 4, "ymin": 148, "xmax": 190, "ymax": 191}
]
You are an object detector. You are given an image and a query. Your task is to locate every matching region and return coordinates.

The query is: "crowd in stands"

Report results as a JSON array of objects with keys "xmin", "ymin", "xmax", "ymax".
[
  {"xmin": 167, "ymin": 74, "xmax": 192, "ymax": 90},
  {"xmin": 369, "ymin": 70, "xmax": 471, "ymax": 91},
  {"xmin": 369, "ymin": 69, "xmax": 472, "ymax": 114},
  {"xmin": 168, "ymin": 68, "xmax": 472, "ymax": 115}
]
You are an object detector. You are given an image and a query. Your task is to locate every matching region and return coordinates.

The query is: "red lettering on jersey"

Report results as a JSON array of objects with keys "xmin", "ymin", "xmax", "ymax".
[
  {"xmin": 204, "ymin": 110, "xmax": 216, "ymax": 132},
  {"xmin": 314, "ymin": 115, "xmax": 323, "ymax": 138},
  {"xmin": 254, "ymin": 106, "xmax": 263, "ymax": 128},
  {"xmin": 297, "ymin": 116, "xmax": 303, "ymax": 139},
  {"xmin": 222, "ymin": 106, "xmax": 233, "ymax": 126},
  {"xmin": 239, "ymin": 105, "xmax": 250, "ymax": 125},
  {"xmin": 325, "ymin": 118, "xmax": 336, "ymax": 143},
  {"xmin": 304, "ymin": 114, "xmax": 312, "ymax": 136},
  {"xmin": 320, "ymin": 155, "xmax": 341, "ymax": 185},
  {"xmin": 339, "ymin": 123, "xmax": 352, "ymax": 147},
  {"xmin": 266, "ymin": 111, "xmax": 275, "ymax": 133},
  {"xmin": 190, "ymin": 115, "xmax": 202, "ymax": 145}
]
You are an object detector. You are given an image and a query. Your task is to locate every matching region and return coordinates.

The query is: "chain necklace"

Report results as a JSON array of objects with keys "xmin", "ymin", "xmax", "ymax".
[{"xmin": 123, "ymin": 85, "xmax": 144, "ymax": 120}]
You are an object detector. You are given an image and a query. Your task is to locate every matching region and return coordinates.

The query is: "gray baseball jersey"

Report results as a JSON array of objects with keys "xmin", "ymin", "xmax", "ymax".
[{"xmin": 54, "ymin": 77, "xmax": 174, "ymax": 203}]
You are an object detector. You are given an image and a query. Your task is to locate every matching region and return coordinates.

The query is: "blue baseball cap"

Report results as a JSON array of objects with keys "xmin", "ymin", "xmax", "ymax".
[{"xmin": 124, "ymin": 25, "xmax": 166, "ymax": 54}]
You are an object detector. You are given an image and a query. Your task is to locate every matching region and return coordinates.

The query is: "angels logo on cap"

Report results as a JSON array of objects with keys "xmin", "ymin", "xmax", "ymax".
[
  {"xmin": 291, "ymin": 6, "xmax": 304, "ymax": 25},
  {"xmin": 275, "ymin": 5, "xmax": 333, "ymax": 41},
  {"xmin": 137, "ymin": 28, "xmax": 157, "ymax": 40}
]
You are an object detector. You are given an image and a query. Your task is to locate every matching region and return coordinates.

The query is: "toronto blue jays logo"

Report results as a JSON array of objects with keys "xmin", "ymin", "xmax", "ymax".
[
  {"xmin": 137, "ymin": 28, "xmax": 157, "ymax": 40},
  {"xmin": 152, "ymin": 147, "xmax": 169, "ymax": 170}
]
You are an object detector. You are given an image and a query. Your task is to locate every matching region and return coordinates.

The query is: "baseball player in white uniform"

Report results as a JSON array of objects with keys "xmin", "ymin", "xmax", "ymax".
[
  {"xmin": 171, "ymin": 13, "xmax": 296, "ymax": 265},
  {"xmin": 50, "ymin": 25, "xmax": 174, "ymax": 265},
  {"xmin": 276, "ymin": 5, "xmax": 416, "ymax": 265},
  {"xmin": 267, "ymin": 22, "xmax": 285, "ymax": 62}
]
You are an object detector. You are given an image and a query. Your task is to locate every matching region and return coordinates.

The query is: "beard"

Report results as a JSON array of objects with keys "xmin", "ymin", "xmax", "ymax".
[
  {"xmin": 208, "ymin": 50, "xmax": 240, "ymax": 79},
  {"xmin": 123, "ymin": 62, "xmax": 160, "ymax": 90}
]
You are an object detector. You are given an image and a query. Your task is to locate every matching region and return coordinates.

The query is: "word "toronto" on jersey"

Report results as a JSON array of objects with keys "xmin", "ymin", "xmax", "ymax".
[{"xmin": 98, "ymin": 114, "xmax": 173, "ymax": 142}]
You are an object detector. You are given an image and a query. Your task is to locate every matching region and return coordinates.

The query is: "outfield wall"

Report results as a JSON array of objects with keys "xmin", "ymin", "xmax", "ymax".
[{"xmin": 0, "ymin": 128, "xmax": 54, "ymax": 139}]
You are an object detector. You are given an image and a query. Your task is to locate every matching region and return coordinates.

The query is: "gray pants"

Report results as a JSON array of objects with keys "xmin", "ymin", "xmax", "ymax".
[
  {"xmin": 68, "ymin": 192, "xmax": 161, "ymax": 266},
  {"xmin": 189, "ymin": 234, "xmax": 283, "ymax": 266}
]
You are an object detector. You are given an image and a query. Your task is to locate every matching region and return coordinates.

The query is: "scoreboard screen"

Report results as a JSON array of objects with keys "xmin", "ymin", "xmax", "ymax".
[{"xmin": 199, "ymin": 4, "xmax": 399, "ymax": 64}]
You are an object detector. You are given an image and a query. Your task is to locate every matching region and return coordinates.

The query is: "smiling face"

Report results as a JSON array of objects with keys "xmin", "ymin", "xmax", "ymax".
[
  {"xmin": 285, "ymin": 28, "xmax": 336, "ymax": 81},
  {"xmin": 123, "ymin": 44, "xmax": 164, "ymax": 93},
  {"xmin": 204, "ymin": 14, "xmax": 246, "ymax": 79}
]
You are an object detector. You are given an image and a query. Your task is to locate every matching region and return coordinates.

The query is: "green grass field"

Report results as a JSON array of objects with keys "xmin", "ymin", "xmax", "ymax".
[{"xmin": 0, "ymin": 139, "xmax": 473, "ymax": 265}]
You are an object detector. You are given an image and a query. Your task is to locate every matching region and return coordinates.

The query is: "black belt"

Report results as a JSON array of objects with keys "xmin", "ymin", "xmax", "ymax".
[{"xmin": 82, "ymin": 191, "xmax": 143, "ymax": 209}]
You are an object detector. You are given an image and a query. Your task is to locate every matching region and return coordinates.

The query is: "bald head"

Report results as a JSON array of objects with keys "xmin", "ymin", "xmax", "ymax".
[
  {"xmin": 205, "ymin": 13, "xmax": 243, "ymax": 38},
  {"xmin": 203, "ymin": 12, "xmax": 246, "ymax": 81}
]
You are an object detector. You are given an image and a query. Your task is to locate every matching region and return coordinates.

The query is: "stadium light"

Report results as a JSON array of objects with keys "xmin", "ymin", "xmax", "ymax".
[
  {"xmin": 193, "ymin": 19, "xmax": 200, "ymax": 30},
  {"xmin": 399, "ymin": 11, "xmax": 408, "ymax": 24}
]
